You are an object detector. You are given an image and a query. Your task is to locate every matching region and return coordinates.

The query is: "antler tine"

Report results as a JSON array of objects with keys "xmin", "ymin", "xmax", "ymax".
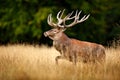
[
  {"xmin": 72, "ymin": 10, "xmax": 80, "ymax": 20},
  {"xmin": 63, "ymin": 10, "xmax": 79, "ymax": 27},
  {"xmin": 78, "ymin": 14, "xmax": 90, "ymax": 23},
  {"xmin": 77, "ymin": 10, "xmax": 82, "ymax": 18},
  {"xmin": 57, "ymin": 9, "xmax": 66, "ymax": 20},
  {"xmin": 65, "ymin": 11, "xmax": 74, "ymax": 20},
  {"xmin": 47, "ymin": 14, "xmax": 57, "ymax": 27},
  {"xmin": 64, "ymin": 10, "xmax": 90, "ymax": 28},
  {"xmin": 57, "ymin": 9, "xmax": 65, "ymax": 19},
  {"xmin": 57, "ymin": 10, "xmax": 61, "ymax": 20},
  {"xmin": 60, "ymin": 9, "xmax": 65, "ymax": 18},
  {"xmin": 58, "ymin": 10, "xmax": 77, "ymax": 28},
  {"xmin": 56, "ymin": 9, "xmax": 66, "ymax": 25},
  {"xmin": 47, "ymin": 14, "xmax": 51, "ymax": 26}
]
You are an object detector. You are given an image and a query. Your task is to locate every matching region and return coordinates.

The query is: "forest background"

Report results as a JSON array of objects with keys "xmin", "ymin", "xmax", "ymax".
[{"xmin": 0, "ymin": 0, "xmax": 120, "ymax": 46}]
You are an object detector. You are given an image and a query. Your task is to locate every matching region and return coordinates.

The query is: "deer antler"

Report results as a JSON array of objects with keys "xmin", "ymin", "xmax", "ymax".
[
  {"xmin": 57, "ymin": 9, "xmax": 76, "ymax": 28},
  {"xmin": 47, "ymin": 14, "xmax": 57, "ymax": 27},
  {"xmin": 47, "ymin": 9, "xmax": 67, "ymax": 27},
  {"xmin": 47, "ymin": 10, "xmax": 90, "ymax": 28},
  {"xmin": 47, "ymin": 9, "xmax": 76, "ymax": 28},
  {"xmin": 63, "ymin": 10, "xmax": 90, "ymax": 28}
]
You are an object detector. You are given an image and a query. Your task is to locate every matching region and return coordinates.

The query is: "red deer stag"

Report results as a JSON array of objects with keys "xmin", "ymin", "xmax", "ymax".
[{"xmin": 44, "ymin": 10, "xmax": 106, "ymax": 65}]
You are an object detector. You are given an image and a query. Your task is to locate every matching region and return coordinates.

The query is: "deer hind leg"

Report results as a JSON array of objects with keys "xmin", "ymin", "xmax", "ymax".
[
  {"xmin": 97, "ymin": 54, "xmax": 106, "ymax": 65},
  {"xmin": 95, "ymin": 49, "xmax": 106, "ymax": 65}
]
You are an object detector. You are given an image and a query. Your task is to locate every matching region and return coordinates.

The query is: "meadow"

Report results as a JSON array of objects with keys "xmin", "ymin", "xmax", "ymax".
[{"xmin": 0, "ymin": 44, "xmax": 120, "ymax": 80}]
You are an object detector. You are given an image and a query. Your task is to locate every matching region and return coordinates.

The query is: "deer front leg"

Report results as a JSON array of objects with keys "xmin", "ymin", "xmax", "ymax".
[
  {"xmin": 55, "ymin": 56, "xmax": 64, "ymax": 65},
  {"xmin": 69, "ymin": 53, "xmax": 77, "ymax": 65}
]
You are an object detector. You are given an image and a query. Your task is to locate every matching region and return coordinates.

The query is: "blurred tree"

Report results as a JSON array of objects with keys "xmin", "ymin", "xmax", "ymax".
[{"xmin": 0, "ymin": 0, "xmax": 120, "ymax": 46}]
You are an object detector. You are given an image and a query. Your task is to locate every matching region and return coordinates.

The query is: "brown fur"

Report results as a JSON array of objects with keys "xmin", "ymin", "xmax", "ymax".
[
  {"xmin": 44, "ymin": 10, "xmax": 105, "ymax": 65},
  {"xmin": 44, "ymin": 28, "xmax": 106, "ymax": 65}
]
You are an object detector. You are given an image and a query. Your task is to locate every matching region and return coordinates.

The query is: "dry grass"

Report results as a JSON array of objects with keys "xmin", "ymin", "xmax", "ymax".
[{"xmin": 0, "ymin": 44, "xmax": 120, "ymax": 80}]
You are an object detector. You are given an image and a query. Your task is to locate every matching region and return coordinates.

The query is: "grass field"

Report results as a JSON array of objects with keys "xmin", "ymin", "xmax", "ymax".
[{"xmin": 0, "ymin": 44, "xmax": 120, "ymax": 80}]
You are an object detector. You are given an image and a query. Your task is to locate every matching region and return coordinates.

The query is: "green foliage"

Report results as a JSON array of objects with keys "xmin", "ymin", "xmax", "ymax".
[{"xmin": 0, "ymin": 0, "xmax": 120, "ymax": 45}]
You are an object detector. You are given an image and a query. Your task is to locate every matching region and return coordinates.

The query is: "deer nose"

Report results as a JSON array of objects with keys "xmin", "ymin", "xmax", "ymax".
[{"xmin": 44, "ymin": 32, "xmax": 48, "ymax": 37}]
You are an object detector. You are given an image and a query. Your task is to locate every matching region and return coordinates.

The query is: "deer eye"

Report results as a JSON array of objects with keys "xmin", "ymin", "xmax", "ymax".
[{"xmin": 53, "ymin": 31, "xmax": 57, "ymax": 33}]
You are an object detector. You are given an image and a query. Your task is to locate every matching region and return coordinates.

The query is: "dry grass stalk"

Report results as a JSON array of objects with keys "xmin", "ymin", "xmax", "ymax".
[{"xmin": 0, "ymin": 44, "xmax": 120, "ymax": 80}]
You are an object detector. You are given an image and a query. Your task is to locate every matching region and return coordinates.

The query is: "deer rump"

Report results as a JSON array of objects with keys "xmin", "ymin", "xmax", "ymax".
[{"xmin": 54, "ymin": 38, "xmax": 105, "ymax": 63}]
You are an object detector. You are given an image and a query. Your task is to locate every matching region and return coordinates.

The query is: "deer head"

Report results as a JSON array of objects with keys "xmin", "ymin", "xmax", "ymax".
[{"xmin": 44, "ymin": 10, "xmax": 90, "ymax": 40}]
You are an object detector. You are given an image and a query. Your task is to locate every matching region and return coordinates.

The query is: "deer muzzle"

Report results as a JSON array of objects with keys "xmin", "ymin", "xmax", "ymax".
[{"xmin": 44, "ymin": 32, "xmax": 48, "ymax": 37}]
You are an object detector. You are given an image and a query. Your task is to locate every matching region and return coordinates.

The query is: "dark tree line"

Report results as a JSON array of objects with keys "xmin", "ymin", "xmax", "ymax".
[{"xmin": 0, "ymin": 0, "xmax": 120, "ymax": 46}]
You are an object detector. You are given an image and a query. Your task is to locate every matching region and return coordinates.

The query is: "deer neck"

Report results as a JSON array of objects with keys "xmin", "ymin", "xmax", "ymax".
[
  {"xmin": 53, "ymin": 32, "xmax": 70, "ymax": 45},
  {"xmin": 53, "ymin": 32, "xmax": 70, "ymax": 52},
  {"xmin": 56, "ymin": 32, "xmax": 69, "ymax": 41}
]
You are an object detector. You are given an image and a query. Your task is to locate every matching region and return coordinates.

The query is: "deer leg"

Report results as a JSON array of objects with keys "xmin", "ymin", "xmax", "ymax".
[
  {"xmin": 72, "ymin": 57, "xmax": 77, "ymax": 65},
  {"xmin": 71, "ymin": 54, "xmax": 77, "ymax": 65},
  {"xmin": 55, "ymin": 56, "xmax": 64, "ymax": 65}
]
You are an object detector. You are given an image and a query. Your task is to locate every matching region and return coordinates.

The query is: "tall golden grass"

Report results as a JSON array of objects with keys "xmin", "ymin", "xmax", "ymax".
[{"xmin": 0, "ymin": 44, "xmax": 120, "ymax": 80}]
